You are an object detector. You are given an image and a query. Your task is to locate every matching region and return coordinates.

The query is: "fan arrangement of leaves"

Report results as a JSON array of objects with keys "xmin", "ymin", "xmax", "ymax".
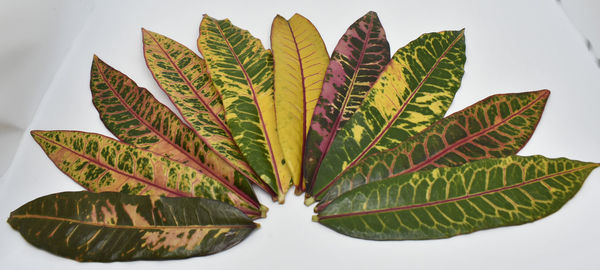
[{"xmin": 8, "ymin": 11, "xmax": 599, "ymax": 261}]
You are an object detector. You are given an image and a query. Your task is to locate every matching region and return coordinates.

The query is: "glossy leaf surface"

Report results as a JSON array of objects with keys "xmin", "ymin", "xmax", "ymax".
[
  {"xmin": 141, "ymin": 30, "xmax": 269, "ymax": 195},
  {"xmin": 198, "ymin": 15, "xmax": 291, "ymax": 202},
  {"xmin": 31, "ymin": 130, "xmax": 263, "ymax": 218},
  {"xmin": 316, "ymin": 155, "xmax": 599, "ymax": 240},
  {"xmin": 316, "ymin": 90, "xmax": 549, "ymax": 208},
  {"xmin": 304, "ymin": 11, "xmax": 390, "ymax": 195},
  {"xmin": 271, "ymin": 14, "xmax": 329, "ymax": 192},
  {"xmin": 310, "ymin": 30, "xmax": 466, "ymax": 201},
  {"xmin": 8, "ymin": 191, "xmax": 257, "ymax": 261},
  {"xmin": 90, "ymin": 56, "xmax": 259, "ymax": 203}
]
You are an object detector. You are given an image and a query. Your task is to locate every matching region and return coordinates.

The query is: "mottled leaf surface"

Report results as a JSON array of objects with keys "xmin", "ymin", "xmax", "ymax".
[
  {"xmin": 141, "ymin": 30, "xmax": 270, "ymax": 195},
  {"xmin": 8, "ymin": 192, "xmax": 257, "ymax": 261},
  {"xmin": 31, "ymin": 130, "xmax": 263, "ymax": 218},
  {"xmin": 271, "ymin": 14, "xmax": 329, "ymax": 192},
  {"xmin": 198, "ymin": 15, "xmax": 291, "ymax": 202},
  {"xmin": 310, "ymin": 30, "xmax": 466, "ymax": 201},
  {"xmin": 90, "ymin": 56, "xmax": 258, "ymax": 203},
  {"xmin": 316, "ymin": 90, "xmax": 549, "ymax": 208},
  {"xmin": 304, "ymin": 11, "xmax": 390, "ymax": 195},
  {"xmin": 316, "ymin": 155, "xmax": 599, "ymax": 240}
]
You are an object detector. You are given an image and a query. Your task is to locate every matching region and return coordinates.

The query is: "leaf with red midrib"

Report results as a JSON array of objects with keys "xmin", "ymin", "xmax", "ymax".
[
  {"xmin": 315, "ymin": 90, "xmax": 550, "ymax": 209},
  {"xmin": 303, "ymin": 11, "xmax": 390, "ymax": 196},
  {"xmin": 31, "ymin": 130, "xmax": 265, "ymax": 219}
]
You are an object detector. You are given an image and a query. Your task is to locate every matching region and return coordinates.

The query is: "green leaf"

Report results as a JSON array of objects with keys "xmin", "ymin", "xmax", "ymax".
[
  {"xmin": 141, "ymin": 30, "xmax": 273, "ymax": 197},
  {"xmin": 90, "ymin": 56, "xmax": 260, "ymax": 204},
  {"xmin": 8, "ymin": 191, "xmax": 257, "ymax": 261},
  {"xmin": 304, "ymin": 11, "xmax": 390, "ymax": 195},
  {"xmin": 315, "ymin": 155, "xmax": 599, "ymax": 240},
  {"xmin": 198, "ymin": 15, "xmax": 292, "ymax": 202},
  {"xmin": 31, "ymin": 130, "xmax": 264, "ymax": 219},
  {"xmin": 308, "ymin": 30, "xmax": 466, "ymax": 203},
  {"xmin": 315, "ymin": 90, "xmax": 550, "ymax": 209}
]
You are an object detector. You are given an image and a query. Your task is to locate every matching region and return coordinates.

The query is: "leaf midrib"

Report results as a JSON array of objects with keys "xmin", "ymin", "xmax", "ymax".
[
  {"xmin": 286, "ymin": 19, "xmax": 308, "ymax": 189},
  {"xmin": 318, "ymin": 163, "xmax": 596, "ymax": 220},
  {"xmin": 10, "ymin": 214, "xmax": 255, "ymax": 230},
  {"xmin": 314, "ymin": 30, "xmax": 464, "ymax": 198}
]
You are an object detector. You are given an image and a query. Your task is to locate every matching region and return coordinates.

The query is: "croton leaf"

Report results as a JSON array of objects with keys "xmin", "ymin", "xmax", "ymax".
[
  {"xmin": 315, "ymin": 155, "xmax": 599, "ymax": 240},
  {"xmin": 304, "ymin": 11, "xmax": 390, "ymax": 195},
  {"xmin": 308, "ymin": 29, "xmax": 466, "ymax": 203},
  {"xmin": 271, "ymin": 14, "xmax": 329, "ymax": 193},
  {"xmin": 141, "ymin": 30, "xmax": 274, "ymax": 197},
  {"xmin": 8, "ymin": 191, "xmax": 257, "ymax": 261},
  {"xmin": 31, "ymin": 130, "xmax": 264, "ymax": 218},
  {"xmin": 198, "ymin": 15, "xmax": 291, "ymax": 202},
  {"xmin": 90, "ymin": 56, "xmax": 261, "ymax": 203},
  {"xmin": 315, "ymin": 90, "xmax": 550, "ymax": 210}
]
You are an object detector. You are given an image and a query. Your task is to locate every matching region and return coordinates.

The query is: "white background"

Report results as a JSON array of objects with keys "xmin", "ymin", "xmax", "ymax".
[{"xmin": 1, "ymin": 0, "xmax": 599, "ymax": 269}]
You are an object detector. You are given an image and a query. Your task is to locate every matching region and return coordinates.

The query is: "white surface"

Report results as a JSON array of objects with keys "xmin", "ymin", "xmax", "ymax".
[
  {"xmin": 0, "ymin": 0, "xmax": 93, "ymax": 176},
  {"xmin": 561, "ymin": 0, "xmax": 600, "ymax": 63},
  {"xmin": 1, "ymin": 0, "xmax": 599, "ymax": 269}
]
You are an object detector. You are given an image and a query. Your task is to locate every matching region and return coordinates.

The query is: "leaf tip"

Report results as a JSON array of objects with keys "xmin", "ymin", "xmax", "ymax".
[{"xmin": 539, "ymin": 89, "xmax": 551, "ymax": 97}]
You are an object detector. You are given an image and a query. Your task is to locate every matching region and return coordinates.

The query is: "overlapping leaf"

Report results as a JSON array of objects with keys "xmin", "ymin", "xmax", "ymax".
[
  {"xmin": 8, "ymin": 191, "xmax": 257, "ymax": 261},
  {"xmin": 316, "ymin": 155, "xmax": 599, "ymax": 240},
  {"xmin": 315, "ymin": 90, "xmax": 550, "ymax": 209},
  {"xmin": 31, "ymin": 130, "xmax": 264, "ymax": 218},
  {"xmin": 304, "ymin": 11, "xmax": 390, "ymax": 195},
  {"xmin": 308, "ymin": 29, "xmax": 466, "ymax": 203},
  {"xmin": 271, "ymin": 14, "xmax": 329, "ymax": 192},
  {"xmin": 90, "ymin": 56, "xmax": 260, "ymax": 203},
  {"xmin": 198, "ymin": 15, "xmax": 291, "ymax": 202},
  {"xmin": 141, "ymin": 30, "xmax": 273, "ymax": 196}
]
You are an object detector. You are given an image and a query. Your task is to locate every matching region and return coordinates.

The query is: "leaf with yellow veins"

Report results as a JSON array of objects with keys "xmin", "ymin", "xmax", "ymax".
[
  {"xmin": 271, "ymin": 13, "xmax": 329, "ymax": 193},
  {"xmin": 141, "ymin": 30, "xmax": 274, "ymax": 197},
  {"xmin": 31, "ymin": 130, "xmax": 264, "ymax": 219},
  {"xmin": 198, "ymin": 15, "xmax": 292, "ymax": 202},
  {"xmin": 8, "ymin": 191, "xmax": 257, "ymax": 261},
  {"xmin": 309, "ymin": 30, "xmax": 466, "ymax": 202}
]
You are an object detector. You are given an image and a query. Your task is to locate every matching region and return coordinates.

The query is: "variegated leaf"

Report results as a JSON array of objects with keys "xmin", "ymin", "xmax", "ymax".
[
  {"xmin": 8, "ymin": 191, "xmax": 257, "ymax": 261},
  {"xmin": 315, "ymin": 155, "xmax": 599, "ymax": 240},
  {"xmin": 308, "ymin": 29, "xmax": 466, "ymax": 203},
  {"xmin": 90, "ymin": 56, "xmax": 260, "ymax": 204},
  {"xmin": 141, "ymin": 30, "xmax": 273, "ymax": 196},
  {"xmin": 304, "ymin": 11, "xmax": 390, "ymax": 195},
  {"xmin": 198, "ymin": 15, "xmax": 291, "ymax": 202},
  {"xmin": 31, "ymin": 130, "xmax": 264, "ymax": 218},
  {"xmin": 316, "ymin": 90, "xmax": 550, "ymax": 209},
  {"xmin": 271, "ymin": 14, "xmax": 329, "ymax": 193}
]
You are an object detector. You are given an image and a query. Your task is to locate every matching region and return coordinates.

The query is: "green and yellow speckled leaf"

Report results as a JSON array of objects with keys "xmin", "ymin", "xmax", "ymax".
[
  {"xmin": 304, "ymin": 11, "xmax": 390, "ymax": 196},
  {"xmin": 271, "ymin": 14, "xmax": 329, "ymax": 193},
  {"xmin": 31, "ymin": 130, "xmax": 264, "ymax": 218},
  {"xmin": 8, "ymin": 191, "xmax": 257, "ymax": 261},
  {"xmin": 308, "ymin": 30, "xmax": 466, "ymax": 203},
  {"xmin": 315, "ymin": 90, "xmax": 550, "ymax": 209},
  {"xmin": 315, "ymin": 155, "xmax": 599, "ymax": 240},
  {"xmin": 141, "ymin": 30, "xmax": 273, "ymax": 196},
  {"xmin": 90, "ymin": 56, "xmax": 260, "ymax": 204},
  {"xmin": 198, "ymin": 15, "xmax": 291, "ymax": 203}
]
